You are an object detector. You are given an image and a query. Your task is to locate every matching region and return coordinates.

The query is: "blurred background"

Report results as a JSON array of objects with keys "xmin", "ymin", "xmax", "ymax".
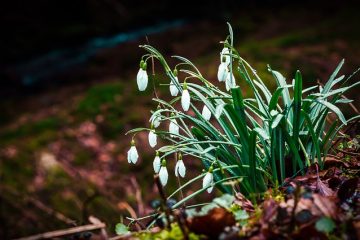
[{"xmin": 1, "ymin": 0, "xmax": 360, "ymax": 238}]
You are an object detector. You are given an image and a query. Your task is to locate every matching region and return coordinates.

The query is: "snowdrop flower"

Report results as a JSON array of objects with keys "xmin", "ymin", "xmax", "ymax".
[
  {"xmin": 150, "ymin": 105, "xmax": 161, "ymax": 128},
  {"xmin": 174, "ymin": 153, "xmax": 186, "ymax": 178},
  {"xmin": 159, "ymin": 159, "xmax": 168, "ymax": 186},
  {"xmin": 152, "ymin": 115, "xmax": 161, "ymax": 128},
  {"xmin": 170, "ymin": 81, "xmax": 179, "ymax": 97},
  {"xmin": 202, "ymin": 104, "xmax": 211, "ymax": 121},
  {"xmin": 202, "ymin": 167, "xmax": 214, "ymax": 193},
  {"xmin": 220, "ymin": 47, "xmax": 231, "ymax": 65},
  {"xmin": 181, "ymin": 82, "xmax": 191, "ymax": 111},
  {"xmin": 148, "ymin": 127, "xmax": 157, "ymax": 148},
  {"xmin": 169, "ymin": 113, "xmax": 179, "ymax": 137},
  {"xmin": 127, "ymin": 140, "xmax": 139, "ymax": 164},
  {"xmin": 225, "ymin": 72, "xmax": 236, "ymax": 91},
  {"xmin": 215, "ymin": 103, "xmax": 225, "ymax": 119},
  {"xmin": 153, "ymin": 151, "xmax": 161, "ymax": 173},
  {"xmin": 136, "ymin": 60, "xmax": 148, "ymax": 91},
  {"xmin": 170, "ymin": 69, "xmax": 179, "ymax": 96},
  {"xmin": 217, "ymin": 62, "xmax": 228, "ymax": 82}
]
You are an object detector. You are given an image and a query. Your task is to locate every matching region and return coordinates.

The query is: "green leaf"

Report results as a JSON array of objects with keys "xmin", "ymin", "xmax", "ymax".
[
  {"xmin": 269, "ymin": 68, "xmax": 292, "ymax": 118},
  {"xmin": 316, "ymin": 99, "xmax": 347, "ymax": 125},
  {"xmin": 115, "ymin": 223, "xmax": 130, "ymax": 235},
  {"xmin": 315, "ymin": 217, "xmax": 335, "ymax": 234},
  {"xmin": 213, "ymin": 194, "xmax": 235, "ymax": 208},
  {"xmin": 292, "ymin": 70, "xmax": 302, "ymax": 150},
  {"xmin": 233, "ymin": 209, "xmax": 249, "ymax": 221},
  {"xmin": 271, "ymin": 114, "xmax": 284, "ymax": 129},
  {"xmin": 269, "ymin": 87, "xmax": 284, "ymax": 111}
]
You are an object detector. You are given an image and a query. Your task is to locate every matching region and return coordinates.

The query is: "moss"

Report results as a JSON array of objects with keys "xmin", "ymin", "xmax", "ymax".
[
  {"xmin": 73, "ymin": 148, "xmax": 93, "ymax": 166},
  {"xmin": 1, "ymin": 151, "xmax": 35, "ymax": 192},
  {"xmin": 0, "ymin": 117, "xmax": 61, "ymax": 143},
  {"xmin": 76, "ymin": 82, "xmax": 124, "ymax": 119}
]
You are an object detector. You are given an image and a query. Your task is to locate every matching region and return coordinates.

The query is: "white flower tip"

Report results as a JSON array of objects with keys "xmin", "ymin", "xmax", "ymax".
[
  {"xmin": 153, "ymin": 156, "xmax": 161, "ymax": 173},
  {"xmin": 175, "ymin": 160, "xmax": 186, "ymax": 178},
  {"xmin": 159, "ymin": 166, "xmax": 168, "ymax": 186},
  {"xmin": 202, "ymin": 105, "xmax": 211, "ymax": 121},
  {"xmin": 137, "ymin": 69, "xmax": 148, "ymax": 91},
  {"xmin": 181, "ymin": 89, "xmax": 191, "ymax": 111},
  {"xmin": 148, "ymin": 131, "xmax": 157, "ymax": 148},
  {"xmin": 127, "ymin": 146, "xmax": 138, "ymax": 164}
]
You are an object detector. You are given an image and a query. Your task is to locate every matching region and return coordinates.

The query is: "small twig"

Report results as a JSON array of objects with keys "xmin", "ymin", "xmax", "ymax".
[
  {"xmin": 130, "ymin": 176, "xmax": 145, "ymax": 216},
  {"xmin": 118, "ymin": 202, "xmax": 142, "ymax": 231},
  {"xmin": 333, "ymin": 148, "xmax": 360, "ymax": 156},
  {"xmin": 174, "ymin": 209, "xmax": 189, "ymax": 240},
  {"xmin": 15, "ymin": 223, "xmax": 106, "ymax": 240},
  {"xmin": 289, "ymin": 184, "xmax": 301, "ymax": 232}
]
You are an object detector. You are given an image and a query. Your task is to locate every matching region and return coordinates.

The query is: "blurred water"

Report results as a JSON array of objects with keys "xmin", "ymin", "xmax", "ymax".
[{"xmin": 15, "ymin": 20, "xmax": 185, "ymax": 86}]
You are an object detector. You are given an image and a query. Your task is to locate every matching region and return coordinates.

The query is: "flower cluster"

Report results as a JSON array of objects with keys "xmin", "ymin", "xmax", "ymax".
[
  {"xmin": 127, "ymin": 46, "xmax": 236, "ymax": 193},
  {"xmin": 125, "ymin": 24, "xmax": 358, "ymax": 208}
]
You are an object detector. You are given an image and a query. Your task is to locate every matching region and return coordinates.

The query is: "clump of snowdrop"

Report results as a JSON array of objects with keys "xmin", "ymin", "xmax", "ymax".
[
  {"xmin": 174, "ymin": 153, "xmax": 186, "ymax": 178},
  {"xmin": 159, "ymin": 159, "xmax": 168, "ymax": 186},
  {"xmin": 127, "ymin": 140, "xmax": 138, "ymax": 164},
  {"xmin": 202, "ymin": 166, "xmax": 214, "ymax": 193},
  {"xmin": 136, "ymin": 60, "xmax": 148, "ymax": 91}
]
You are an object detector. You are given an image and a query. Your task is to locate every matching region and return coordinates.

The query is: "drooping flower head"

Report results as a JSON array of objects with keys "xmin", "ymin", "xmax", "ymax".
[
  {"xmin": 217, "ymin": 60, "xmax": 228, "ymax": 82},
  {"xmin": 202, "ymin": 104, "xmax": 211, "ymax": 121},
  {"xmin": 153, "ymin": 151, "xmax": 161, "ymax": 173},
  {"xmin": 220, "ymin": 47, "xmax": 231, "ymax": 65},
  {"xmin": 202, "ymin": 166, "xmax": 214, "ymax": 193},
  {"xmin": 150, "ymin": 105, "xmax": 161, "ymax": 128},
  {"xmin": 127, "ymin": 139, "xmax": 139, "ymax": 164},
  {"xmin": 159, "ymin": 159, "xmax": 168, "ymax": 186},
  {"xmin": 175, "ymin": 152, "xmax": 186, "ymax": 178},
  {"xmin": 169, "ymin": 113, "xmax": 179, "ymax": 138},
  {"xmin": 170, "ymin": 68, "xmax": 179, "ymax": 96},
  {"xmin": 225, "ymin": 72, "xmax": 236, "ymax": 91},
  {"xmin": 148, "ymin": 125, "xmax": 157, "ymax": 148},
  {"xmin": 136, "ymin": 60, "xmax": 148, "ymax": 91},
  {"xmin": 181, "ymin": 81, "xmax": 191, "ymax": 111}
]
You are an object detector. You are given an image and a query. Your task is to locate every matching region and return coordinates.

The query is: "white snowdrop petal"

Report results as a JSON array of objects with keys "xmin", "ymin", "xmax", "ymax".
[
  {"xmin": 202, "ymin": 105, "xmax": 211, "ymax": 121},
  {"xmin": 207, "ymin": 186, "xmax": 214, "ymax": 193},
  {"xmin": 217, "ymin": 63, "xmax": 228, "ymax": 82},
  {"xmin": 137, "ymin": 69, "xmax": 148, "ymax": 91},
  {"xmin": 174, "ymin": 161, "xmax": 179, "ymax": 177},
  {"xmin": 178, "ymin": 160, "xmax": 186, "ymax": 178},
  {"xmin": 225, "ymin": 73, "xmax": 236, "ymax": 91},
  {"xmin": 202, "ymin": 172, "xmax": 213, "ymax": 189},
  {"xmin": 220, "ymin": 48, "xmax": 231, "ymax": 65},
  {"xmin": 150, "ymin": 114, "xmax": 161, "ymax": 128},
  {"xmin": 153, "ymin": 156, "xmax": 161, "ymax": 173},
  {"xmin": 169, "ymin": 119, "xmax": 179, "ymax": 137},
  {"xmin": 215, "ymin": 103, "xmax": 225, "ymax": 119},
  {"xmin": 170, "ymin": 82, "xmax": 179, "ymax": 96},
  {"xmin": 159, "ymin": 166, "xmax": 168, "ymax": 186},
  {"xmin": 128, "ymin": 146, "xmax": 138, "ymax": 164},
  {"xmin": 181, "ymin": 89, "xmax": 191, "ymax": 111},
  {"xmin": 127, "ymin": 149, "xmax": 132, "ymax": 163},
  {"xmin": 148, "ymin": 131, "xmax": 157, "ymax": 148}
]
